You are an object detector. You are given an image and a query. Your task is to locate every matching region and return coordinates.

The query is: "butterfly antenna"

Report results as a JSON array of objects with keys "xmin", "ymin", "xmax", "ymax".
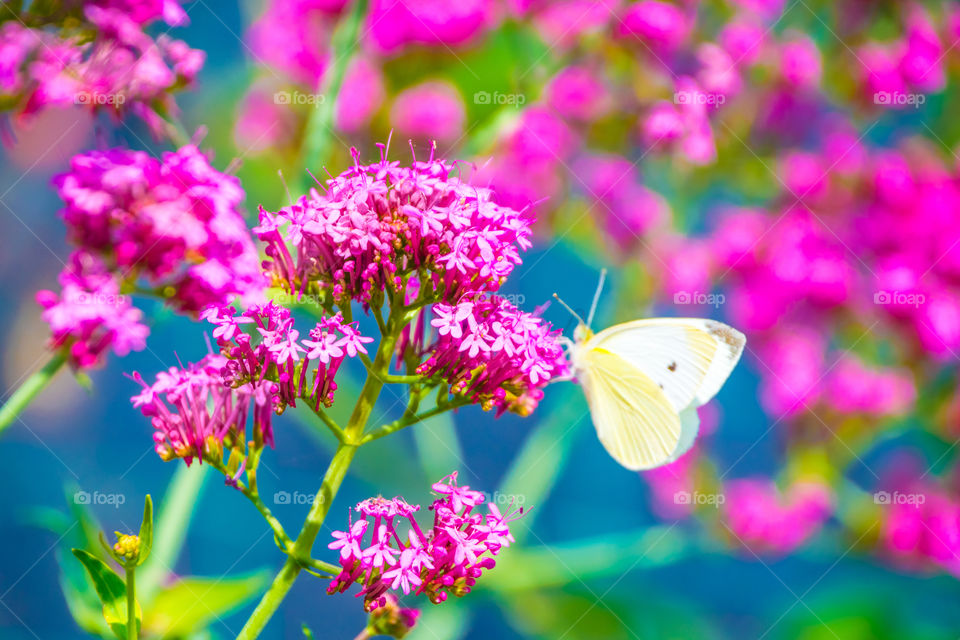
[
  {"xmin": 587, "ymin": 268, "xmax": 607, "ymax": 327},
  {"xmin": 552, "ymin": 293, "xmax": 586, "ymax": 326}
]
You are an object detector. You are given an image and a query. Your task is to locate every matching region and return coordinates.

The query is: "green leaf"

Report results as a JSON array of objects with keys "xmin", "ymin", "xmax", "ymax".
[
  {"xmin": 138, "ymin": 464, "xmax": 208, "ymax": 606},
  {"xmin": 143, "ymin": 571, "xmax": 269, "ymax": 637},
  {"xmin": 302, "ymin": 623, "xmax": 315, "ymax": 639},
  {"xmin": 137, "ymin": 495, "xmax": 153, "ymax": 566},
  {"xmin": 71, "ymin": 549, "xmax": 140, "ymax": 639}
]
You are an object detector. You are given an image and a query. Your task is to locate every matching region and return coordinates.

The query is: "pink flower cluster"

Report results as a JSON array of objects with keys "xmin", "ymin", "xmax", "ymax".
[
  {"xmin": 255, "ymin": 145, "xmax": 533, "ymax": 306},
  {"xmin": 54, "ymin": 145, "xmax": 265, "ymax": 314},
  {"xmin": 130, "ymin": 353, "xmax": 277, "ymax": 465},
  {"xmin": 0, "ymin": 6, "xmax": 203, "ymax": 132},
  {"xmin": 723, "ymin": 479, "xmax": 833, "ymax": 554},
  {"xmin": 860, "ymin": 4, "xmax": 947, "ymax": 105},
  {"xmin": 205, "ymin": 302, "xmax": 371, "ymax": 410},
  {"xmin": 327, "ymin": 472, "xmax": 523, "ymax": 610},
  {"xmin": 36, "ymin": 253, "xmax": 148, "ymax": 369},
  {"xmin": 880, "ymin": 486, "xmax": 960, "ymax": 577},
  {"xmin": 416, "ymin": 295, "xmax": 569, "ymax": 416}
]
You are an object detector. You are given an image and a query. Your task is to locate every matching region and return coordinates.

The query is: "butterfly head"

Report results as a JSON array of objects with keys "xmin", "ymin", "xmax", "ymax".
[{"xmin": 573, "ymin": 323, "xmax": 594, "ymax": 344}]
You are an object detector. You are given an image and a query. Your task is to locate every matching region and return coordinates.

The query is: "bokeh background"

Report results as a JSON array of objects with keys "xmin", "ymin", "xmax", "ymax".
[{"xmin": 4, "ymin": 0, "xmax": 960, "ymax": 638}]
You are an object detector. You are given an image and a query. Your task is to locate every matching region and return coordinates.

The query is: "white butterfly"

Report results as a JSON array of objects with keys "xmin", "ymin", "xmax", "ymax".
[{"xmin": 557, "ymin": 271, "xmax": 746, "ymax": 471}]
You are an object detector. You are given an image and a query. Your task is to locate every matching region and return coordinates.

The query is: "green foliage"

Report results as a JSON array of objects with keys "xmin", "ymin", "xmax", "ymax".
[
  {"xmin": 143, "ymin": 572, "xmax": 269, "ymax": 637},
  {"xmin": 71, "ymin": 549, "xmax": 141, "ymax": 640}
]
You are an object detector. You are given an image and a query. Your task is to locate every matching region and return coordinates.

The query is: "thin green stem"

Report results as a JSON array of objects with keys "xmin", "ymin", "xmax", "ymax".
[
  {"xmin": 297, "ymin": 0, "xmax": 369, "ymax": 190},
  {"xmin": 235, "ymin": 443, "xmax": 357, "ymax": 640},
  {"xmin": 236, "ymin": 303, "xmax": 400, "ymax": 639},
  {"xmin": 361, "ymin": 397, "xmax": 469, "ymax": 444},
  {"xmin": 0, "ymin": 350, "xmax": 67, "ymax": 436},
  {"xmin": 209, "ymin": 459, "xmax": 291, "ymax": 549},
  {"xmin": 125, "ymin": 566, "xmax": 137, "ymax": 640}
]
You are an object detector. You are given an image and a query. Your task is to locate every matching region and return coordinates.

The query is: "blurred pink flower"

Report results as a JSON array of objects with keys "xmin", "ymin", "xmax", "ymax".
[
  {"xmin": 779, "ymin": 34, "xmax": 822, "ymax": 88},
  {"xmin": 574, "ymin": 153, "xmax": 669, "ymax": 252},
  {"xmin": 545, "ymin": 65, "xmax": 611, "ymax": 121},
  {"xmin": 390, "ymin": 80, "xmax": 465, "ymax": 143},
  {"xmin": 335, "ymin": 55, "xmax": 385, "ymax": 133},
  {"xmin": 724, "ymin": 479, "xmax": 833, "ymax": 553},
  {"xmin": 617, "ymin": 1, "xmax": 690, "ymax": 51},
  {"xmin": 366, "ymin": 0, "xmax": 497, "ymax": 53},
  {"xmin": 755, "ymin": 328, "xmax": 825, "ymax": 417},
  {"xmin": 825, "ymin": 357, "xmax": 915, "ymax": 416}
]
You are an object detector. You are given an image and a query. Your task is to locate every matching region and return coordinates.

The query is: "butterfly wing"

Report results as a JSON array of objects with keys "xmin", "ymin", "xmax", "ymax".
[
  {"xmin": 584, "ymin": 318, "xmax": 746, "ymax": 412},
  {"xmin": 578, "ymin": 347, "xmax": 682, "ymax": 470}
]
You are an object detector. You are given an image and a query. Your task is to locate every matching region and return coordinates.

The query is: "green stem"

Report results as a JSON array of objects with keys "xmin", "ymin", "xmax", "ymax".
[
  {"xmin": 235, "ymin": 443, "xmax": 357, "ymax": 640},
  {"xmin": 235, "ymin": 305, "xmax": 399, "ymax": 639},
  {"xmin": 125, "ymin": 566, "xmax": 137, "ymax": 640},
  {"xmin": 361, "ymin": 398, "xmax": 469, "ymax": 444},
  {"xmin": 297, "ymin": 0, "xmax": 369, "ymax": 191},
  {"xmin": 0, "ymin": 350, "xmax": 67, "ymax": 436}
]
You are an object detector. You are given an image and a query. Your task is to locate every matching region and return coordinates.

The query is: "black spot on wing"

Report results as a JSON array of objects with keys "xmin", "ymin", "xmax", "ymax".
[{"xmin": 667, "ymin": 361, "xmax": 677, "ymax": 372}]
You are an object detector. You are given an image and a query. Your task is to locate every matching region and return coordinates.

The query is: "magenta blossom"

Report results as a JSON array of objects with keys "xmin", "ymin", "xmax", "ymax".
[
  {"xmin": 206, "ymin": 302, "xmax": 370, "ymax": 410},
  {"xmin": 414, "ymin": 295, "xmax": 569, "ymax": 416},
  {"xmin": 723, "ymin": 479, "xmax": 833, "ymax": 554},
  {"xmin": 255, "ymin": 144, "xmax": 533, "ymax": 306},
  {"xmin": 1, "ymin": 8, "xmax": 203, "ymax": 133},
  {"xmin": 54, "ymin": 145, "xmax": 265, "ymax": 313},
  {"xmin": 130, "ymin": 354, "xmax": 277, "ymax": 465},
  {"xmin": 390, "ymin": 81, "xmax": 466, "ymax": 143},
  {"xmin": 327, "ymin": 472, "xmax": 524, "ymax": 610},
  {"xmin": 36, "ymin": 253, "xmax": 149, "ymax": 369}
]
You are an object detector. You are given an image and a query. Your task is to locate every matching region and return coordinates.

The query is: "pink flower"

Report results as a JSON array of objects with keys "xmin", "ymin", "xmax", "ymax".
[
  {"xmin": 418, "ymin": 295, "xmax": 569, "ymax": 416},
  {"xmin": 327, "ymin": 472, "xmax": 525, "ymax": 609},
  {"xmin": 257, "ymin": 144, "xmax": 534, "ymax": 306},
  {"xmin": 390, "ymin": 81, "xmax": 466, "ymax": 143},
  {"xmin": 335, "ymin": 56, "xmax": 385, "ymax": 132},
  {"xmin": 130, "ymin": 353, "xmax": 278, "ymax": 464},
  {"xmin": 37, "ymin": 253, "xmax": 149, "ymax": 369},
  {"xmin": 366, "ymin": 0, "xmax": 497, "ymax": 53},
  {"xmin": 545, "ymin": 65, "xmax": 611, "ymax": 121},
  {"xmin": 208, "ymin": 304, "xmax": 366, "ymax": 410},
  {"xmin": 54, "ymin": 145, "xmax": 265, "ymax": 314},
  {"xmin": 723, "ymin": 478, "xmax": 833, "ymax": 553},
  {"xmin": 825, "ymin": 357, "xmax": 916, "ymax": 416},
  {"xmin": 617, "ymin": 1, "xmax": 690, "ymax": 51},
  {"xmin": 779, "ymin": 34, "xmax": 822, "ymax": 88}
]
